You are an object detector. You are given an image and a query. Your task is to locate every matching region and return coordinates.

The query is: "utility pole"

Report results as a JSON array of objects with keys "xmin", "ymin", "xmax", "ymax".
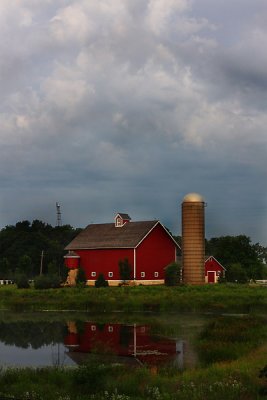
[{"xmin": 40, "ymin": 250, "xmax": 44, "ymax": 275}]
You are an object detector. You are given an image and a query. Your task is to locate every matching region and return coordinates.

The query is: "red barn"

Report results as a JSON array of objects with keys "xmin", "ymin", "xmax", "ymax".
[
  {"xmin": 64, "ymin": 321, "xmax": 180, "ymax": 367},
  {"xmin": 205, "ymin": 256, "xmax": 226, "ymax": 283},
  {"xmin": 64, "ymin": 213, "xmax": 179, "ymax": 286}
]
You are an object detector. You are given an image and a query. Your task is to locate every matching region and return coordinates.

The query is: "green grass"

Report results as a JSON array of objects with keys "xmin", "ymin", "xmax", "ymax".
[
  {"xmin": 0, "ymin": 345, "xmax": 267, "ymax": 399},
  {"xmin": 0, "ymin": 311, "xmax": 266, "ymax": 399},
  {"xmin": 1, "ymin": 283, "xmax": 267, "ymax": 313}
]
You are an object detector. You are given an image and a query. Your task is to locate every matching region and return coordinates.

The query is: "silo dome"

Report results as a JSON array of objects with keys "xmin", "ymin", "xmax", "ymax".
[{"xmin": 183, "ymin": 193, "xmax": 204, "ymax": 203}]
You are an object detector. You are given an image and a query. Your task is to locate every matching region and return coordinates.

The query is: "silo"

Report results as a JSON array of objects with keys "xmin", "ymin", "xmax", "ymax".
[{"xmin": 182, "ymin": 193, "xmax": 205, "ymax": 285}]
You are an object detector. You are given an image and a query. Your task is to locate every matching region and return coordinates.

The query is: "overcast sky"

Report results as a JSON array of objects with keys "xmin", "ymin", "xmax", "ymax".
[{"xmin": 1, "ymin": 0, "xmax": 267, "ymax": 244}]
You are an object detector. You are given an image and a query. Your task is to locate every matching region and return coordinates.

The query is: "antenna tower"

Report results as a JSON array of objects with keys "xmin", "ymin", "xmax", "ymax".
[{"xmin": 56, "ymin": 202, "xmax": 62, "ymax": 227}]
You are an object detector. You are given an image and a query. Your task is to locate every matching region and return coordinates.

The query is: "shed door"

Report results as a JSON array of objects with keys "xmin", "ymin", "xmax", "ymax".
[{"xmin": 208, "ymin": 271, "xmax": 215, "ymax": 283}]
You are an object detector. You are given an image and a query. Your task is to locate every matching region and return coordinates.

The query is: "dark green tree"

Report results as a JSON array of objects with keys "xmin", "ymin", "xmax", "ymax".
[
  {"xmin": 206, "ymin": 235, "xmax": 266, "ymax": 280},
  {"xmin": 165, "ymin": 262, "xmax": 181, "ymax": 286},
  {"xmin": 0, "ymin": 220, "xmax": 81, "ymax": 279},
  {"xmin": 16, "ymin": 274, "xmax": 30, "ymax": 289},
  {"xmin": 225, "ymin": 263, "xmax": 248, "ymax": 283},
  {"xmin": 119, "ymin": 258, "xmax": 132, "ymax": 282},
  {"xmin": 95, "ymin": 273, "xmax": 109, "ymax": 288},
  {"xmin": 0, "ymin": 258, "xmax": 10, "ymax": 278},
  {"xmin": 76, "ymin": 267, "xmax": 87, "ymax": 286},
  {"xmin": 17, "ymin": 255, "xmax": 33, "ymax": 277}
]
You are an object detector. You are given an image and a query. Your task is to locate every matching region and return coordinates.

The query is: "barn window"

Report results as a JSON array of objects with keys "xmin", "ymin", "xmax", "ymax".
[
  {"xmin": 91, "ymin": 325, "xmax": 96, "ymax": 331},
  {"xmin": 91, "ymin": 272, "xmax": 96, "ymax": 277},
  {"xmin": 108, "ymin": 326, "xmax": 113, "ymax": 332},
  {"xmin": 141, "ymin": 272, "xmax": 145, "ymax": 278},
  {"xmin": 108, "ymin": 272, "xmax": 113, "ymax": 278},
  {"xmin": 154, "ymin": 272, "xmax": 159, "ymax": 278}
]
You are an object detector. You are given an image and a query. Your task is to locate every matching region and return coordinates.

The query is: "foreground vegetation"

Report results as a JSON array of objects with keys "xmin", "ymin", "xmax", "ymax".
[
  {"xmin": 1, "ymin": 283, "xmax": 267, "ymax": 313},
  {"xmin": 0, "ymin": 285, "xmax": 267, "ymax": 398},
  {"xmin": 0, "ymin": 314, "xmax": 267, "ymax": 399}
]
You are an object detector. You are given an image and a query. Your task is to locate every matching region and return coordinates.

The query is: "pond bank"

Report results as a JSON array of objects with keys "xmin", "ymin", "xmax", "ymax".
[{"xmin": 0, "ymin": 284, "xmax": 267, "ymax": 313}]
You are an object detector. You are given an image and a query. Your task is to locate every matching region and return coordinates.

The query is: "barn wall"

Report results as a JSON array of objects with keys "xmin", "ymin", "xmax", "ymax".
[
  {"xmin": 136, "ymin": 224, "xmax": 176, "ymax": 280},
  {"xmin": 75, "ymin": 248, "xmax": 134, "ymax": 281},
  {"xmin": 205, "ymin": 258, "xmax": 225, "ymax": 283}
]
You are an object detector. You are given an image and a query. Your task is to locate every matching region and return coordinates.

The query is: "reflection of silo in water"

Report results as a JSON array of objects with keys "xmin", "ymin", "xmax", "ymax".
[{"xmin": 182, "ymin": 193, "xmax": 205, "ymax": 285}]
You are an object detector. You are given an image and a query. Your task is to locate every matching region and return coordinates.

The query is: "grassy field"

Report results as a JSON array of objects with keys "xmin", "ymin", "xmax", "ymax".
[
  {"xmin": 0, "ymin": 283, "xmax": 267, "ymax": 313},
  {"xmin": 0, "ymin": 284, "xmax": 267, "ymax": 399}
]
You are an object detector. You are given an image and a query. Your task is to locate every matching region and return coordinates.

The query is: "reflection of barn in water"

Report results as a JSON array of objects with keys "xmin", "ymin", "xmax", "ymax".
[{"xmin": 64, "ymin": 321, "xmax": 191, "ymax": 368}]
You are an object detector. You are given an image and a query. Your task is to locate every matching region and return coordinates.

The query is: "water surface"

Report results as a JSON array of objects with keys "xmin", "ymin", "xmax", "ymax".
[{"xmin": 0, "ymin": 312, "xmax": 207, "ymax": 368}]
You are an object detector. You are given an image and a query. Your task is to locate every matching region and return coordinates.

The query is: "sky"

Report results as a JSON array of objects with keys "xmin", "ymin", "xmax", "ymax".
[{"xmin": 0, "ymin": 0, "xmax": 267, "ymax": 244}]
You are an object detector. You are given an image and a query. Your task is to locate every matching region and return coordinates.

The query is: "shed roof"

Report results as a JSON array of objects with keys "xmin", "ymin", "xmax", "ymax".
[{"xmin": 65, "ymin": 220, "xmax": 179, "ymax": 250}]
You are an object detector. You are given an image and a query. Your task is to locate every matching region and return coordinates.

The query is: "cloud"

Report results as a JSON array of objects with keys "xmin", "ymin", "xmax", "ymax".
[{"xmin": 0, "ymin": 0, "xmax": 266, "ymax": 242}]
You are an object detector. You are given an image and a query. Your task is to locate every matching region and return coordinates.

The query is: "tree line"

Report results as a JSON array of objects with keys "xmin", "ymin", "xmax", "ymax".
[
  {"xmin": 0, "ymin": 220, "xmax": 81, "ymax": 280},
  {"xmin": 0, "ymin": 220, "xmax": 266, "ymax": 284}
]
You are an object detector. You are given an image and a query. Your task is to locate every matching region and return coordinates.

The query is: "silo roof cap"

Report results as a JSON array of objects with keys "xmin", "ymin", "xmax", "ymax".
[{"xmin": 183, "ymin": 193, "xmax": 205, "ymax": 203}]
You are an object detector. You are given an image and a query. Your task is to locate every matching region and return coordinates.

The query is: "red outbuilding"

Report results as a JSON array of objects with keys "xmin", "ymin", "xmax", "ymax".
[
  {"xmin": 205, "ymin": 256, "xmax": 226, "ymax": 283},
  {"xmin": 64, "ymin": 213, "xmax": 179, "ymax": 285}
]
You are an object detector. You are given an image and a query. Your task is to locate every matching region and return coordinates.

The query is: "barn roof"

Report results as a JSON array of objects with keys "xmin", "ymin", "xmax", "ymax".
[
  {"xmin": 205, "ymin": 255, "xmax": 226, "ymax": 270},
  {"xmin": 65, "ymin": 220, "xmax": 179, "ymax": 250}
]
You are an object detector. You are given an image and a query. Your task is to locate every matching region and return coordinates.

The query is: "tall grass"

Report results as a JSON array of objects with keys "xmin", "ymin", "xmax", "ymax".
[{"xmin": 1, "ymin": 284, "xmax": 267, "ymax": 313}]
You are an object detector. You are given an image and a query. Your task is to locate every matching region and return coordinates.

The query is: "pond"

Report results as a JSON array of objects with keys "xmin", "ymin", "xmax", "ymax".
[{"xmin": 0, "ymin": 312, "xmax": 208, "ymax": 369}]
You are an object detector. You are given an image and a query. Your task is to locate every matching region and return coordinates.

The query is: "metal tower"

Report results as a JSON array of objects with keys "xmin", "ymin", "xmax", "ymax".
[{"xmin": 56, "ymin": 202, "xmax": 62, "ymax": 227}]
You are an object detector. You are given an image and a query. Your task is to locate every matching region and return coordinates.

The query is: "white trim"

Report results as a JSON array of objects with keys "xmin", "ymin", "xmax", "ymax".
[
  {"xmin": 134, "ymin": 248, "xmax": 136, "ymax": 280},
  {"xmin": 207, "ymin": 270, "xmax": 216, "ymax": 283},
  {"xmin": 134, "ymin": 221, "xmax": 181, "ymax": 250},
  {"xmin": 205, "ymin": 256, "xmax": 226, "ymax": 271}
]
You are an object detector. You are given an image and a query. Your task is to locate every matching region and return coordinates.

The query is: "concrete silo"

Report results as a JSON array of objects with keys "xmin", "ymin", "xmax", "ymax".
[{"xmin": 182, "ymin": 193, "xmax": 205, "ymax": 285}]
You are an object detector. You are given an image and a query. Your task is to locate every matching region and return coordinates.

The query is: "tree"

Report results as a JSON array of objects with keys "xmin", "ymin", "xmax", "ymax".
[
  {"xmin": 17, "ymin": 255, "xmax": 33, "ymax": 277},
  {"xmin": 206, "ymin": 235, "xmax": 266, "ymax": 280},
  {"xmin": 95, "ymin": 273, "xmax": 109, "ymax": 288},
  {"xmin": 0, "ymin": 258, "xmax": 10, "ymax": 278},
  {"xmin": 0, "ymin": 219, "xmax": 81, "ymax": 279},
  {"xmin": 47, "ymin": 260, "xmax": 59, "ymax": 276},
  {"xmin": 76, "ymin": 267, "xmax": 87, "ymax": 286},
  {"xmin": 165, "ymin": 262, "xmax": 181, "ymax": 286},
  {"xmin": 225, "ymin": 263, "xmax": 248, "ymax": 283},
  {"xmin": 16, "ymin": 274, "xmax": 30, "ymax": 289},
  {"xmin": 119, "ymin": 258, "xmax": 132, "ymax": 282}
]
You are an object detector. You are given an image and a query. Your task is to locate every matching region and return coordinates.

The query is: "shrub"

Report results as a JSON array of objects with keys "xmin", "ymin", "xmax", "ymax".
[
  {"xmin": 119, "ymin": 258, "xmax": 132, "ymax": 282},
  {"xmin": 95, "ymin": 273, "xmax": 109, "ymax": 288},
  {"xmin": 76, "ymin": 267, "xmax": 87, "ymax": 286},
  {"xmin": 34, "ymin": 274, "xmax": 61, "ymax": 289},
  {"xmin": 165, "ymin": 262, "xmax": 181, "ymax": 286},
  {"xmin": 16, "ymin": 274, "xmax": 30, "ymax": 289}
]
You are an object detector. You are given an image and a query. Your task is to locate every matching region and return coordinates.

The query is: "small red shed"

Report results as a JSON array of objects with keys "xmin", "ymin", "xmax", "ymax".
[
  {"xmin": 64, "ymin": 213, "xmax": 179, "ymax": 286},
  {"xmin": 205, "ymin": 256, "xmax": 226, "ymax": 283}
]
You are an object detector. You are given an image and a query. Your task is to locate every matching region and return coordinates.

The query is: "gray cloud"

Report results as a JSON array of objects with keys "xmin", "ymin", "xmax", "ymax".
[{"xmin": 0, "ymin": 0, "xmax": 266, "ymax": 244}]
